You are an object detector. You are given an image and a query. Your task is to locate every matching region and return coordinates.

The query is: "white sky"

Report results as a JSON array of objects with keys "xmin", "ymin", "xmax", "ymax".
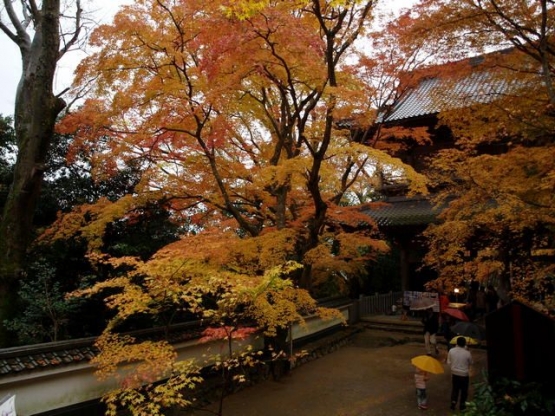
[{"xmin": 0, "ymin": 0, "xmax": 417, "ymax": 117}]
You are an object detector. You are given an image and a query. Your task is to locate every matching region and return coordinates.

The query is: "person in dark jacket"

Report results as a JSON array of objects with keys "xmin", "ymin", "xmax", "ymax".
[
  {"xmin": 485, "ymin": 285, "xmax": 499, "ymax": 314},
  {"xmin": 440, "ymin": 313, "xmax": 454, "ymax": 350},
  {"xmin": 422, "ymin": 307, "xmax": 439, "ymax": 356}
]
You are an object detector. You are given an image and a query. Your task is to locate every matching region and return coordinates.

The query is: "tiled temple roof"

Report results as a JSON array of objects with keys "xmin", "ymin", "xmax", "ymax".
[
  {"xmin": 0, "ymin": 297, "xmax": 349, "ymax": 378},
  {"xmin": 379, "ymin": 50, "xmax": 521, "ymax": 124},
  {"xmin": 0, "ymin": 322, "xmax": 204, "ymax": 378},
  {"xmin": 0, "ymin": 338, "xmax": 99, "ymax": 377},
  {"xmin": 382, "ymin": 72, "xmax": 510, "ymax": 123},
  {"xmin": 364, "ymin": 196, "xmax": 448, "ymax": 227}
]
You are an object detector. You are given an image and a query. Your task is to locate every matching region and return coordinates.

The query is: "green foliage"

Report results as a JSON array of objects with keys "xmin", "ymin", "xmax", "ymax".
[
  {"xmin": 102, "ymin": 201, "xmax": 181, "ymax": 260},
  {"xmin": 12, "ymin": 201, "xmax": 182, "ymax": 344},
  {"xmin": 4, "ymin": 261, "xmax": 85, "ymax": 344},
  {"xmin": 464, "ymin": 375, "xmax": 555, "ymax": 416},
  {"xmin": 362, "ymin": 245, "xmax": 401, "ymax": 294},
  {"xmin": 35, "ymin": 132, "xmax": 144, "ymax": 227}
]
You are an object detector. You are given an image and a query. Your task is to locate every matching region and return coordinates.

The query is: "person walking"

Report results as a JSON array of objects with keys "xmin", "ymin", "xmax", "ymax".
[
  {"xmin": 422, "ymin": 307, "xmax": 439, "ymax": 356},
  {"xmin": 414, "ymin": 367, "xmax": 430, "ymax": 410},
  {"xmin": 447, "ymin": 336, "xmax": 473, "ymax": 412},
  {"xmin": 440, "ymin": 314, "xmax": 454, "ymax": 350},
  {"xmin": 439, "ymin": 291, "xmax": 450, "ymax": 314}
]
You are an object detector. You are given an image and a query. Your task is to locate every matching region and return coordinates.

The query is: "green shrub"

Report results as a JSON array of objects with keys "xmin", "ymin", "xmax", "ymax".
[
  {"xmin": 4, "ymin": 261, "xmax": 84, "ymax": 344},
  {"xmin": 464, "ymin": 373, "xmax": 555, "ymax": 416}
]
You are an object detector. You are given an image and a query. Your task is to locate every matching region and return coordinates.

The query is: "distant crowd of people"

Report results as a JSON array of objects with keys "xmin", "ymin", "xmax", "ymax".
[{"xmin": 465, "ymin": 281, "xmax": 499, "ymax": 321}]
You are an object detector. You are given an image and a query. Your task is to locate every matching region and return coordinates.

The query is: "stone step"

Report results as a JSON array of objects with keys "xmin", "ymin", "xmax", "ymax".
[
  {"xmin": 359, "ymin": 315, "xmax": 487, "ymax": 349},
  {"xmin": 360, "ymin": 315, "xmax": 423, "ymax": 334},
  {"xmin": 363, "ymin": 322, "xmax": 423, "ymax": 335}
]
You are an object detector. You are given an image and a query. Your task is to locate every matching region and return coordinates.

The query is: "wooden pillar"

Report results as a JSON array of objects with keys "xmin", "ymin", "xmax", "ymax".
[{"xmin": 512, "ymin": 303, "xmax": 525, "ymax": 380}]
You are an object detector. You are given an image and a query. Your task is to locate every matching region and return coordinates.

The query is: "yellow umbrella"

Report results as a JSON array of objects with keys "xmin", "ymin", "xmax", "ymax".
[
  {"xmin": 450, "ymin": 335, "xmax": 478, "ymax": 345},
  {"xmin": 411, "ymin": 355, "xmax": 444, "ymax": 374}
]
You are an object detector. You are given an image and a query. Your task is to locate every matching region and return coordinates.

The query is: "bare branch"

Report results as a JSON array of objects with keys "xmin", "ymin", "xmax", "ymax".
[
  {"xmin": 0, "ymin": 20, "xmax": 18, "ymax": 42},
  {"xmin": 2, "ymin": 0, "xmax": 31, "ymax": 45},
  {"xmin": 58, "ymin": 0, "xmax": 82, "ymax": 59},
  {"xmin": 26, "ymin": 0, "xmax": 40, "ymax": 25}
]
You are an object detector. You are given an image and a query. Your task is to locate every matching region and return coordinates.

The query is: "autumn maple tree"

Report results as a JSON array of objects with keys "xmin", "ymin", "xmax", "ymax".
[
  {"xmin": 56, "ymin": 0, "xmax": 426, "ymax": 296},
  {"xmin": 387, "ymin": 0, "xmax": 555, "ymax": 314},
  {"xmin": 42, "ymin": 0, "xmax": 428, "ymax": 413},
  {"xmin": 70, "ymin": 257, "xmax": 342, "ymax": 415}
]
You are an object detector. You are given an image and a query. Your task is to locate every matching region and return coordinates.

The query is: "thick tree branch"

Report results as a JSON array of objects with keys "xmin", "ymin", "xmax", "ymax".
[{"xmin": 2, "ymin": 0, "xmax": 31, "ymax": 45}]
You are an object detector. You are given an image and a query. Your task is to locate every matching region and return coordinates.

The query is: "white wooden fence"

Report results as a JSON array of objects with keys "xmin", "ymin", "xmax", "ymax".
[{"xmin": 358, "ymin": 291, "xmax": 403, "ymax": 316}]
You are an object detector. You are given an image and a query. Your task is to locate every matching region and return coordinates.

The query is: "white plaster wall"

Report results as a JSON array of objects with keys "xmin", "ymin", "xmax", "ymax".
[
  {"xmin": 290, "ymin": 307, "xmax": 349, "ymax": 341},
  {"xmin": 0, "ymin": 305, "xmax": 350, "ymax": 415}
]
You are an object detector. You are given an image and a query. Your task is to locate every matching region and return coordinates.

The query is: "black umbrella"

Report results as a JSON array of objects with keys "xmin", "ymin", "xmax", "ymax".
[{"xmin": 451, "ymin": 321, "xmax": 486, "ymax": 341}]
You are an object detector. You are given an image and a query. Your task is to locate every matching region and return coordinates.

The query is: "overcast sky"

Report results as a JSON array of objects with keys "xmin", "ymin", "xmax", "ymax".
[{"xmin": 0, "ymin": 0, "xmax": 417, "ymax": 117}]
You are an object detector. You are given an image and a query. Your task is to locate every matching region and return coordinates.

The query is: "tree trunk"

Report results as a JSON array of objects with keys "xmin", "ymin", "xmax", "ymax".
[
  {"xmin": 0, "ymin": 0, "xmax": 65, "ymax": 346},
  {"xmin": 263, "ymin": 326, "xmax": 290, "ymax": 381}
]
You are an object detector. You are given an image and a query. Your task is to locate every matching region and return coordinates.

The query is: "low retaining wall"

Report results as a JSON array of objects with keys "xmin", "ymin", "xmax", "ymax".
[{"xmin": 0, "ymin": 303, "xmax": 351, "ymax": 416}]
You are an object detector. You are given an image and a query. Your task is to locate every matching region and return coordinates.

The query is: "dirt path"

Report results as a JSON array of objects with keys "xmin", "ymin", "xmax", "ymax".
[{"xmin": 187, "ymin": 329, "xmax": 487, "ymax": 416}]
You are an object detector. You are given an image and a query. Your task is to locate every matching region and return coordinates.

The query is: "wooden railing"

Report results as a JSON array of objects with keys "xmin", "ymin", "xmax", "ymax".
[{"xmin": 358, "ymin": 291, "xmax": 403, "ymax": 316}]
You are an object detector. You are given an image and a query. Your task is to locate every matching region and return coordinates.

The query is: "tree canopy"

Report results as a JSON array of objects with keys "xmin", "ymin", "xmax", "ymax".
[
  {"xmin": 55, "ymin": 0, "xmax": 425, "ymax": 296},
  {"xmin": 46, "ymin": 2, "xmax": 428, "ymax": 410}
]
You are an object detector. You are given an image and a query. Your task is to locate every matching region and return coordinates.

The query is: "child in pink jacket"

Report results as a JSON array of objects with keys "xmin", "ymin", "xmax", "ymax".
[{"xmin": 415, "ymin": 367, "xmax": 430, "ymax": 410}]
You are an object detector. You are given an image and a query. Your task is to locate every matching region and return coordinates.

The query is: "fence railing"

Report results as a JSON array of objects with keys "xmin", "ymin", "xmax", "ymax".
[{"xmin": 359, "ymin": 291, "xmax": 403, "ymax": 316}]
